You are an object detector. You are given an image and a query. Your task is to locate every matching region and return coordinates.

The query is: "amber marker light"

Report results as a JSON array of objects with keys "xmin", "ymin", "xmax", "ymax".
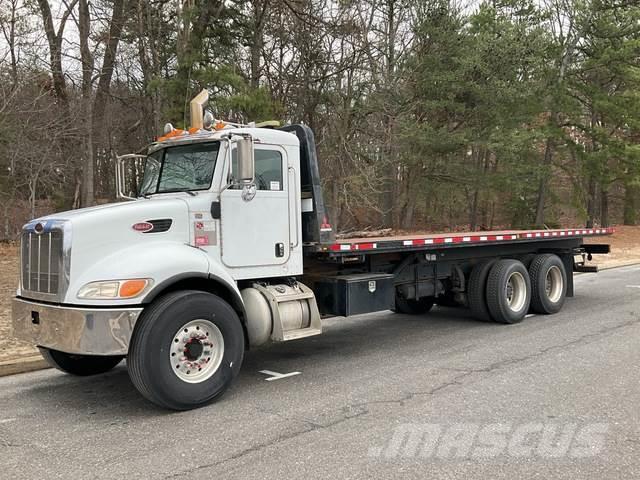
[{"xmin": 119, "ymin": 279, "xmax": 150, "ymax": 298}]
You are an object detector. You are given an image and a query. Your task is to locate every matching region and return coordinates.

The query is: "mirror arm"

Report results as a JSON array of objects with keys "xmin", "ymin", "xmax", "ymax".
[{"xmin": 115, "ymin": 154, "xmax": 148, "ymax": 201}]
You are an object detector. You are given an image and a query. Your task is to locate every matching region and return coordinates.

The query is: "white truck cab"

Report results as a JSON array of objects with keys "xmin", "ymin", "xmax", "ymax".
[{"xmin": 13, "ymin": 91, "xmax": 326, "ymax": 408}]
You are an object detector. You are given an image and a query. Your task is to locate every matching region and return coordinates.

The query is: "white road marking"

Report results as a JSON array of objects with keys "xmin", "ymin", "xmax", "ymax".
[
  {"xmin": 0, "ymin": 418, "xmax": 16, "ymax": 424},
  {"xmin": 259, "ymin": 370, "xmax": 301, "ymax": 381},
  {"xmin": 626, "ymin": 285, "xmax": 640, "ymax": 289}
]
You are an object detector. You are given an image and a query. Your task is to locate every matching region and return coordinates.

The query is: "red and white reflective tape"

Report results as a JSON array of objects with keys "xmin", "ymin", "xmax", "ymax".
[{"xmin": 327, "ymin": 227, "xmax": 615, "ymax": 252}]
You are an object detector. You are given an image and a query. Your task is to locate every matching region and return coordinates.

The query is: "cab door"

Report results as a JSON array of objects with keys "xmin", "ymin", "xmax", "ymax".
[{"xmin": 220, "ymin": 145, "xmax": 290, "ymax": 272}]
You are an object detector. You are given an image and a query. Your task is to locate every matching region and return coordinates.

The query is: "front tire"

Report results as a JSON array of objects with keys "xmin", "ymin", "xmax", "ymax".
[
  {"xmin": 127, "ymin": 290, "xmax": 245, "ymax": 410},
  {"xmin": 485, "ymin": 259, "xmax": 531, "ymax": 324},
  {"xmin": 39, "ymin": 347, "xmax": 123, "ymax": 376}
]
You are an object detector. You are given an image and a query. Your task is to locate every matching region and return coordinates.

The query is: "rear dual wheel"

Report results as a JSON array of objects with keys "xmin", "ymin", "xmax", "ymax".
[
  {"xmin": 467, "ymin": 254, "xmax": 567, "ymax": 323},
  {"xmin": 485, "ymin": 259, "xmax": 531, "ymax": 324},
  {"xmin": 528, "ymin": 254, "xmax": 567, "ymax": 314},
  {"xmin": 467, "ymin": 259, "xmax": 497, "ymax": 322}
]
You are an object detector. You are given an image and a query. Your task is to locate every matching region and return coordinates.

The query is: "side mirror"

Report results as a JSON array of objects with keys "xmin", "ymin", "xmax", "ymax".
[
  {"xmin": 236, "ymin": 136, "xmax": 255, "ymax": 184},
  {"xmin": 115, "ymin": 154, "xmax": 147, "ymax": 200}
]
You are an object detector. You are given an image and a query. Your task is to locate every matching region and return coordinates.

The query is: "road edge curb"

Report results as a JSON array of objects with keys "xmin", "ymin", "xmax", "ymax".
[{"xmin": 0, "ymin": 355, "xmax": 50, "ymax": 377}]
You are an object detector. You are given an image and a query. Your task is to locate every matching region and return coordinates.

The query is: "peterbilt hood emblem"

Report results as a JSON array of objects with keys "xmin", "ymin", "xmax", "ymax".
[{"xmin": 132, "ymin": 222, "xmax": 154, "ymax": 233}]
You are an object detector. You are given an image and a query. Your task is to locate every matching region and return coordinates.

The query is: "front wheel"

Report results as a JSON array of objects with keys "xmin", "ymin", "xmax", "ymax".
[
  {"xmin": 127, "ymin": 290, "xmax": 245, "ymax": 410},
  {"xmin": 39, "ymin": 347, "xmax": 123, "ymax": 376}
]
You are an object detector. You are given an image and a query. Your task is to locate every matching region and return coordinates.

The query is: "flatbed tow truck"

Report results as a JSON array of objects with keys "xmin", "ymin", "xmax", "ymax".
[{"xmin": 12, "ymin": 90, "xmax": 612, "ymax": 410}]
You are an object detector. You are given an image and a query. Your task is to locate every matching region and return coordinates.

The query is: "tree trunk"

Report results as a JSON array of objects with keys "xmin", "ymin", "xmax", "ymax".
[
  {"xmin": 535, "ymin": 136, "xmax": 554, "ymax": 227},
  {"xmin": 586, "ymin": 177, "xmax": 598, "ymax": 228},
  {"xmin": 92, "ymin": 0, "xmax": 126, "ymax": 136},
  {"xmin": 5, "ymin": 0, "xmax": 18, "ymax": 88},
  {"xmin": 36, "ymin": 0, "xmax": 77, "ymax": 109},
  {"xmin": 600, "ymin": 186, "xmax": 609, "ymax": 228},
  {"xmin": 175, "ymin": 0, "xmax": 225, "ymax": 119},
  {"xmin": 623, "ymin": 182, "xmax": 638, "ymax": 225},
  {"xmin": 469, "ymin": 188, "xmax": 479, "ymax": 231},
  {"xmin": 91, "ymin": 0, "xmax": 126, "ymax": 199},
  {"xmin": 79, "ymin": 0, "xmax": 95, "ymax": 207},
  {"xmin": 380, "ymin": 0, "xmax": 397, "ymax": 228},
  {"xmin": 250, "ymin": 0, "xmax": 268, "ymax": 89}
]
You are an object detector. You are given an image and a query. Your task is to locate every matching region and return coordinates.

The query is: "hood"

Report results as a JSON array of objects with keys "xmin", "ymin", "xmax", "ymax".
[
  {"xmin": 33, "ymin": 197, "xmax": 192, "ymax": 285},
  {"xmin": 33, "ymin": 197, "xmax": 186, "ymax": 222}
]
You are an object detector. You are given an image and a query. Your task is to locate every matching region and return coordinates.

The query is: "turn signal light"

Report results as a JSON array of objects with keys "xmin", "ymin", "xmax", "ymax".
[{"xmin": 119, "ymin": 279, "xmax": 149, "ymax": 298}]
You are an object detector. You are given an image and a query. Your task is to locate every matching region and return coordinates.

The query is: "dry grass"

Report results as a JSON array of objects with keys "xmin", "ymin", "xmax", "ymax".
[
  {"xmin": 0, "ymin": 226, "xmax": 639, "ymax": 362},
  {"xmin": 0, "ymin": 243, "xmax": 37, "ymax": 362},
  {"xmin": 584, "ymin": 225, "xmax": 640, "ymax": 268}
]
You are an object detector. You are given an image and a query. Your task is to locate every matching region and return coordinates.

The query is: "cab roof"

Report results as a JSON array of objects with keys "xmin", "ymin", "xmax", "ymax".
[{"xmin": 151, "ymin": 126, "xmax": 300, "ymax": 152}]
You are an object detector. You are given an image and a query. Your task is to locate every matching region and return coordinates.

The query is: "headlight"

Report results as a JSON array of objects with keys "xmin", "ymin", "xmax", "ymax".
[{"xmin": 78, "ymin": 279, "xmax": 153, "ymax": 299}]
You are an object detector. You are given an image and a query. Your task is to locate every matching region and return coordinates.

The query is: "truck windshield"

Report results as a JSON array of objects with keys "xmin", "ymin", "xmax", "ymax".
[{"xmin": 140, "ymin": 142, "xmax": 220, "ymax": 196}]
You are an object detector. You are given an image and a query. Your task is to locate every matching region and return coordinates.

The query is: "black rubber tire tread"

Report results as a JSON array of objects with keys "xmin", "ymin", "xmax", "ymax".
[
  {"xmin": 39, "ymin": 347, "xmax": 123, "ymax": 376},
  {"xmin": 519, "ymin": 254, "xmax": 537, "ymax": 269},
  {"xmin": 485, "ymin": 259, "xmax": 531, "ymax": 324},
  {"xmin": 393, "ymin": 295, "xmax": 435, "ymax": 315},
  {"xmin": 127, "ymin": 290, "xmax": 245, "ymax": 410},
  {"xmin": 467, "ymin": 259, "xmax": 497, "ymax": 322},
  {"xmin": 528, "ymin": 254, "xmax": 567, "ymax": 314}
]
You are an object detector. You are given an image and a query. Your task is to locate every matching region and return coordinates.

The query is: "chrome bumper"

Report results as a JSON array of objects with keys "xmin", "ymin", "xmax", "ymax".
[{"xmin": 11, "ymin": 297, "xmax": 143, "ymax": 356}]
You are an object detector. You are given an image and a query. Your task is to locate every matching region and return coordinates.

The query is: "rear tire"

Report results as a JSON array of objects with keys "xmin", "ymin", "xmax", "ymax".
[
  {"xmin": 127, "ymin": 290, "xmax": 245, "ymax": 410},
  {"xmin": 393, "ymin": 295, "xmax": 434, "ymax": 315},
  {"xmin": 39, "ymin": 347, "xmax": 123, "ymax": 376},
  {"xmin": 528, "ymin": 254, "xmax": 567, "ymax": 314},
  {"xmin": 467, "ymin": 259, "xmax": 496, "ymax": 321},
  {"xmin": 485, "ymin": 259, "xmax": 531, "ymax": 324}
]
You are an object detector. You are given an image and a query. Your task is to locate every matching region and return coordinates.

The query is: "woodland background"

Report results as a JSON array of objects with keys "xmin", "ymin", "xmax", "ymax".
[{"xmin": 1, "ymin": 0, "xmax": 640, "ymax": 238}]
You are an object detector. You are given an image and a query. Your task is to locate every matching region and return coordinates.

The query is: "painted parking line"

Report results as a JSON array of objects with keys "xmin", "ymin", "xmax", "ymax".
[
  {"xmin": 626, "ymin": 285, "xmax": 640, "ymax": 289},
  {"xmin": 259, "ymin": 370, "xmax": 301, "ymax": 381}
]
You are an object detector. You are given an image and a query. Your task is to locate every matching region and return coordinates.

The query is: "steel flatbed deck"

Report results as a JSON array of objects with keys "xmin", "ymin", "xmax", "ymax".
[{"xmin": 314, "ymin": 227, "xmax": 615, "ymax": 255}]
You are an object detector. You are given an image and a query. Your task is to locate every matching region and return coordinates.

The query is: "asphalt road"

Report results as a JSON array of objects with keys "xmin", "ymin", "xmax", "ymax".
[{"xmin": 1, "ymin": 265, "xmax": 640, "ymax": 479}]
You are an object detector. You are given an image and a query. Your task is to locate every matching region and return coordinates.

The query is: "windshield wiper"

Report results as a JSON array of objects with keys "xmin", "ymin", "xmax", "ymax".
[{"xmin": 156, "ymin": 188, "xmax": 198, "ymax": 196}]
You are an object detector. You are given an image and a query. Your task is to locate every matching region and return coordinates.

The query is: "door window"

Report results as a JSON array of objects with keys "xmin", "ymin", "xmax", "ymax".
[{"xmin": 231, "ymin": 149, "xmax": 283, "ymax": 191}]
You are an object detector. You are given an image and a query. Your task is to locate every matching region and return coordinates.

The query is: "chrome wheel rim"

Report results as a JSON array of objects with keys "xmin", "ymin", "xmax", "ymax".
[
  {"xmin": 170, "ymin": 319, "xmax": 224, "ymax": 384},
  {"xmin": 505, "ymin": 271, "xmax": 527, "ymax": 312},
  {"xmin": 545, "ymin": 265, "xmax": 563, "ymax": 303}
]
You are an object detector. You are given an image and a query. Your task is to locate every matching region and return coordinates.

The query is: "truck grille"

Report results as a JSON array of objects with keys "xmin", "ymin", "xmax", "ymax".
[{"xmin": 21, "ymin": 229, "xmax": 64, "ymax": 296}]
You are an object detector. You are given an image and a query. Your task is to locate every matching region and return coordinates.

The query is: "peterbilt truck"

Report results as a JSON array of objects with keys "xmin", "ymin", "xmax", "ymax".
[{"xmin": 12, "ymin": 90, "xmax": 612, "ymax": 410}]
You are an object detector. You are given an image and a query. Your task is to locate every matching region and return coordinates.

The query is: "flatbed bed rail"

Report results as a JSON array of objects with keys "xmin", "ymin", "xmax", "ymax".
[{"xmin": 315, "ymin": 227, "xmax": 615, "ymax": 255}]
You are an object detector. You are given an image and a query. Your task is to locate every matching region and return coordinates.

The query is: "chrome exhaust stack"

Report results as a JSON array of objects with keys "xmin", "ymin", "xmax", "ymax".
[{"xmin": 189, "ymin": 89, "xmax": 209, "ymax": 130}]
